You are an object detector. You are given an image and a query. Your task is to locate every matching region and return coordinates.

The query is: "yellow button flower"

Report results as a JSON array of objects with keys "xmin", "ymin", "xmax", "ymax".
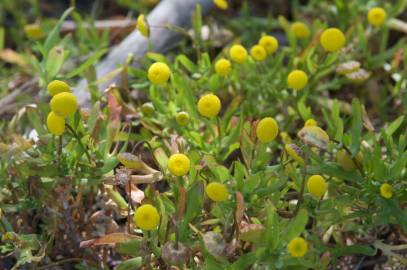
[
  {"xmin": 320, "ymin": 28, "xmax": 346, "ymax": 52},
  {"xmin": 250, "ymin": 45, "xmax": 267, "ymax": 61},
  {"xmin": 258, "ymin": 35, "xmax": 278, "ymax": 54},
  {"xmin": 148, "ymin": 62, "xmax": 171, "ymax": 85},
  {"xmin": 46, "ymin": 112, "xmax": 65, "ymax": 136},
  {"xmin": 229, "ymin": 45, "xmax": 248, "ymax": 64},
  {"xmin": 137, "ymin": 14, "xmax": 150, "ymax": 38},
  {"xmin": 368, "ymin": 7, "xmax": 387, "ymax": 27},
  {"xmin": 256, "ymin": 117, "xmax": 279, "ymax": 143},
  {"xmin": 213, "ymin": 0, "xmax": 228, "ymax": 10},
  {"xmin": 50, "ymin": 92, "xmax": 78, "ymax": 117},
  {"xmin": 307, "ymin": 175, "xmax": 327, "ymax": 198},
  {"xmin": 168, "ymin": 153, "xmax": 190, "ymax": 176},
  {"xmin": 287, "ymin": 70, "xmax": 308, "ymax": 90},
  {"xmin": 287, "ymin": 237, "xmax": 308, "ymax": 257},
  {"xmin": 304, "ymin": 118, "xmax": 317, "ymax": 127},
  {"xmin": 24, "ymin": 24, "xmax": 45, "ymax": 39},
  {"xmin": 285, "ymin": 144, "xmax": 304, "ymax": 165},
  {"xmin": 291, "ymin": 22, "xmax": 310, "ymax": 39},
  {"xmin": 206, "ymin": 182, "xmax": 229, "ymax": 202},
  {"xmin": 47, "ymin": 80, "xmax": 70, "ymax": 96},
  {"xmin": 380, "ymin": 183, "xmax": 392, "ymax": 199},
  {"xmin": 134, "ymin": 204, "xmax": 160, "ymax": 230},
  {"xmin": 176, "ymin": 111, "xmax": 189, "ymax": 126},
  {"xmin": 197, "ymin": 94, "xmax": 221, "ymax": 118},
  {"xmin": 141, "ymin": 102, "xmax": 155, "ymax": 115},
  {"xmin": 215, "ymin": 58, "xmax": 231, "ymax": 76}
]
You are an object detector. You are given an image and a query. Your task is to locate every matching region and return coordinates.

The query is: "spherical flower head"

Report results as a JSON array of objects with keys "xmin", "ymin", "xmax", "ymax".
[
  {"xmin": 206, "ymin": 182, "xmax": 229, "ymax": 202},
  {"xmin": 320, "ymin": 28, "xmax": 346, "ymax": 52},
  {"xmin": 168, "ymin": 153, "xmax": 190, "ymax": 176},
  {"xmin": 141, "ymin": 102, "xmax": 154, "ymax": 115},
  {"xmin": 258, "ymin": 35, "xmax": 278, "ymax": 54},
  {"xmin": 256, "ymin": 117, "xmax": 279, "ymax": 143},
  {"xmin": 291, "ymin": 22, "xmax": 310, "ymax": 39},
  {"xmin": 304, "ymin": 119, "xmax": 317, "ymax": 127},
  {"xmin": 215, "ymin": 58, "xmax": 231, "ymax": 76},
  {"xmin": 47, "ymin": 80, "xmax": 70, "ymax": 96},
  {"xmin": 287, "ymin": 70, "xmax": 308, "ymax": 90},
  {"xmin": 213, "ymin": 0, "xmax": 228, "ymax": 10},
  {"xmin": 380, "ymin": 183, "xmax": 392, "ymax": 199},
  {"xmin": 307, "ymin": 175, "xmax": 327, "ymax": 198},
  {"xmin": 250, "ymin": 45, "xmax": 267, "ymax": 61},
  {"xmin": 229, "ymin": 45, "xmax": 248, "ymax": 64},
  {"xmin": 197, "ymin": 94, "xmax": 221, "ymax": 118},
  {"xmin": 24, "ymin": 24, "xmax": 45, "ymax": 40},
  {"xmin": 137, "ymin": 14, "xmax": 150, "ymax": 37},
  {"xmin": 285, "ymin": 144, "xmax": 304, "ymax": 165},
  {"xmin": 148, "ymin": 62, "xmax": 171, "ymax": 85},
  {"xmin": 176, "ymin": 111, "xmax": 189, "ymax": 126},
  {"xmin": 47, "ymin": 112, "xmax": 65, "ymax": 136},
  {"xmin": 134, "ymin": 204, "xmax": 160, "ymax": 230},
  {"xmin": 368, "ymin": 7, "xmax": 387, "ymax": 27},
  {"xmin": 287, "ymin": 237, "xmax": 308, "ymax": 257},
  {"xmin": 50, "ymin": 92, "xmax": 78, "ymax": 117}
]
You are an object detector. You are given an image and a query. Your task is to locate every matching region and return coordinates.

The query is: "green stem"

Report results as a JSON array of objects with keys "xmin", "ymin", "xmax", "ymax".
[
  {"xmin": 65, "ymin": 124, "xmax": 93, "ymax": 164},
  {"xmin": 294, "ymin": 149, "xmax": 307, "ymax": 216}
]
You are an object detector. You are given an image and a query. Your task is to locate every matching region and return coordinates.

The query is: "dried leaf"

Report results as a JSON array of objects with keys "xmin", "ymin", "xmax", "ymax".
[{"xmin": 80, "ymin": 233, "xmax": 140, "ymax": 248}]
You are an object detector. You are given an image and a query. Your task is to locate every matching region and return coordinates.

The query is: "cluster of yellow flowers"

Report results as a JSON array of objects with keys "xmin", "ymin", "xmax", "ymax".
[{"xmin": 46, "ymin": 80, "xmax": 78, "ymax": 136}]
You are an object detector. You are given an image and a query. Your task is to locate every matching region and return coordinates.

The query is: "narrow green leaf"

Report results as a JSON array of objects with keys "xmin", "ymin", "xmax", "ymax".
[
  {"xmin": 44, "ymin": 7, "xmax": 75, "ymax": 52},
  {"xmin": 282, "ymin": 208, "xmax": 308, "ymax": 241},
  {"xmin": 385, "ymin": 115, "xmax": 404, "ymax": 136},
  {"xmin": 350, "ymin": 99, "xmax": 362, "ymax": 156}
]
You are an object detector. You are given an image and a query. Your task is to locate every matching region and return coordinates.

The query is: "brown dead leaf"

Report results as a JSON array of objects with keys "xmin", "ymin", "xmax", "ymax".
[
  {"xmin": 79, "ymin": 233, "xmax": 141, "ymax": 248},
  {"xmin": 0, "ymin": 49, "xmax": 27, "ymax": 67}
]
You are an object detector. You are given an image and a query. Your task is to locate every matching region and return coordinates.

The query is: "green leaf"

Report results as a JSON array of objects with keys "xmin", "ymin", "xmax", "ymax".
[
  {"xmin": 349, "ymin": 99, "xmax": 362, "ymax": 156},
  {"xmin": 117, "ymin": 239, "xmax": 142, "ymax": 256},
  {"xmin": 176, "ymin": 54, "xmax": 197, "ymax": 73},
  {"xmin": 265, "ymin": 205, "xmax": 280, "ymax": 251},
  {"xmin": 45, "ymin": 47, "xmax": 65, "ymax": 80},
  {"xmin": 66, "ymin": 48, "xmax": 107, "ymax": 78},
  {"xmin": 282, "ymin": 208, "xmax": 308, "ymax": 241},
  {"xmin": 384, "ymin": 199, "xmax": 407, "ymax": 233},
  {"xmin": 44, "ymin": 7, "xmax": 75, "ymax": 53},
  {"xmin": 116, "ymin": 257, "xmax": 143, "ymax": 270},
  {"xmin": 385, "ymin": 115, "xmax": 405, "ymax": 136},
  {"xmin": 333, "ymin": 244, "xmax": 376, "ymax": 257}
]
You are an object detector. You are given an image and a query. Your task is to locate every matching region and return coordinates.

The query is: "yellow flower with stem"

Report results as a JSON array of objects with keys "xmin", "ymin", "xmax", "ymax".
[
  {"xmin": 288, "ymin": 237, "xmax": 308, "ymax": 257},
  {"xmin": 148, "ymin": 62, "xmax": 171, "ymax": 85},
  {"xmin": 206, "ymin": 182, "xmax": 229, "ymax": 202},
  {"xmin": 256, "ymin": 117, "xmax": 279, "ymax": 143},
  {"xmin": 134, "ymin": 204, "xmax": 160, "ymax": 230},
  {"xmin": 213, "ymin": 0, "xmax": 228, "ymax": 10},
  {"xmin": 47, "ymin": 80, "xmax": 70, "ymax": 96},
  {"xmin": 304, "ymin": 119, "xmax": 317, "ymax": 127},
  {"xmin": 137, "ymin": 14, "xmax": 150, "ymax": 38},
  {"xmin": 258, "ymin": 35, "xmax": 278, "ymax": 54},
  {"xmin": 368, "ymin": 7, "xmax": 387, "ymax": 27},
  {"xmin": 215, "ymin": 58, "xmax": 231, "ymax": 76},
  {"xmin": 307, "ymin": 175, "xmax": 327, "ymax": 198},
  {"xmin": 380, "ymin": 183, "xmax": 392, "ymax": 199},
  {"xmin": 50, "ymin": 92, "xmax": 78, "ymax": 117},
  {"xmin": 250, "ymin": 45, "xmax": 267, "ymax": 61},
  {"xmin": 287, "ymin": 70, "xmax": 308, "ymax": 90},
  {"xmin": 291, "ymin": 22, "xmax": 310, "ymax": 39},
  {"xmin": 229, "ymin": 44, "xmax": 248, "ymax": 64},
  {"xmin": 320, "ymin": 28, "xmax": 346, "ymax": 52},
  {"xmin": 47, "ymin": 112, "xmax": 65, "ymax": 136},
  {"xmin": 197, "ymin": 94, "xmax": 221, "ymax": 118},
  {"xmin": 168, "ymin": 153, "xmax": 190, "ymax": 176},
  {"xmin": 176, "ymin": 111, "xmax": 189, "ymax": 126}
]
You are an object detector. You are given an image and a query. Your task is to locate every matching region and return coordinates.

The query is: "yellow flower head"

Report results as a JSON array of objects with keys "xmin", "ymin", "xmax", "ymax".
[
  {"xmin": 285, "ymin": 144, "xmax": 304, "ymax": 165},
  {"xmin": 134, "ymin": 204, "xmax": 160, "ymax": 230},
  {"xmin": 148, "ymin": 62, "xmax": 171, "ymax": 85},
  {"xmin": 320, "ymin": 28, "xmax": 346, "ymax": 52},
  {"xmin": 137, "ymin": 14, "xmax": 150, "ymax": 38},
  {"xmin": 213, "ymin": 0, "xmax": 228, "ymax": 10},
  {"xmin": 258, "ymin": 35, "xmax": 278, "ymax": 54},
  {"xmin": 47, "ymin": 80, "xmax": 70, "ymax": 96},
  {"xmin": 168, "ymin": 153, "xmax": 190, "ymax": 176},
  {"xmin": 50, "ymin": 92, "xmax": 78, "ymax": 117},
  {"xmin": 215, "ymin": 58, "xmax": 231, "ymax": 76},
  {"xmin": 288, "ymin": 237, "xmax": 308, "ymax": 257},
  {"xmin": 46, "ymin": 112, "xmax": 65, "ymax": 136},
  {"xmin": 368, "ymin": 7, "xmax": 387, "ymax": 27},
  {"xmin": 304, "ymin": 119, "xmax": 317, "ymax": 127},
  {"xmin": 291, "ymin": 22, "xmax": 310, "ymax": 39},
  {"xmin": 206, "ymin": 182, "xmax": 229, "ymax": 202},
  {"xmin": 141, "ymin": 102, "xmax": 155, "ymax": 115},
  {"xmin": 197, "ymin": 94, "xmax": 221, "ymax": 118},
  {"xmin": 250, "ymin": 45, "xmax": 267, "ymax": 61},
  {"xmin": 24, "ymin": 24, "xmax": 45, "ymax": 39},
  {"xmin": 380, "ymin": 183, "xmax": 392, "ymax": 199},
  {"xmin": 176, "ymin": 111, "xmax": 189, "ymax": 126},
  {"xmin": 307, "ymin": 175, "xmax": 327, "ymax": 198},
  {"xmin": 256, "ymin": 117, "xmax": 279, "ymax": 143},
  {"xmin": 229, "ymin": 45, "xmax": 248, "ymax": 64},
  {"xmin": 287, "ymin": 70, "xmax": 308, "ymax": 90}
]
